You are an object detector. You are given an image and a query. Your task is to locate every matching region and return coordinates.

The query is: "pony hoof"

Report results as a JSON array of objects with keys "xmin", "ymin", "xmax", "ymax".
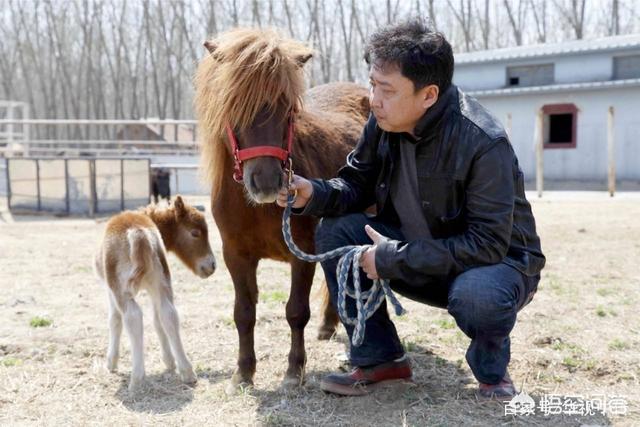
[
  {"xmin": 281, "ymin": 375, "xmax": 303, "ymax": 389},
  {"xmin": 317, "ymin": 327, "xmax": 336, "ymax": 341},
  {"xmin": 225, "ymin": 379, "xmax": 253, "ymax": 396}
]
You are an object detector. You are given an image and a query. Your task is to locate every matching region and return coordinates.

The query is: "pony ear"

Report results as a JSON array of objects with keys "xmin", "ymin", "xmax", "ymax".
[
  {"xmin": 174, "ymin": 195, "xmax": 186, "ymax": 218},
  {"xmin": 294, "ymin": 53, "xmax": 313, "ymax": 67},
  {"xmin": 204, "ymin": 40, "xmax": 218, "ymax": 54}
]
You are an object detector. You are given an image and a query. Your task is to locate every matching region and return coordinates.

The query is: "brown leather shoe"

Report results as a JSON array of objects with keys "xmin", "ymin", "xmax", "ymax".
[
  {"xmin": 320, "ymin": 357, "xmax": 412, "ymax": 396},
  {"xmin": 477, "ymin": 371, "xmax": 517, "ymax": 400}
]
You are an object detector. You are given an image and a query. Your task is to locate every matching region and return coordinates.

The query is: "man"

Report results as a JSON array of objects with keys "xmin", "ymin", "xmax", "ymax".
[{"xmin": 276, "ymin": 19, "xmax": 545, "ymax": 399}]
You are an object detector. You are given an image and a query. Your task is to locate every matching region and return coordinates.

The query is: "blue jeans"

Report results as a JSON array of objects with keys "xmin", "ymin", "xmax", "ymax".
[{"xmin": 315, "ymin": 213, "xmax": 539, "ymax": 385}]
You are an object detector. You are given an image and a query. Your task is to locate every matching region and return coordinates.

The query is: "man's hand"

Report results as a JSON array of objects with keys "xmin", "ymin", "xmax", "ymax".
[
  {"xmin": 360, "ymin": 225, "xmax": 389, "ymax": 280},
  {"xmin": 276, "ymin": 173, "xmax": 313, "ymax": 209}
]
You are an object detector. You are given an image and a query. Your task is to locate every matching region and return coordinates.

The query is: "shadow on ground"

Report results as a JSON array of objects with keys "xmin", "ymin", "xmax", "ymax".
[
  {"xmin": 246, "ymin": 342, "xmax": 612, "ymax": 426},
  {"xmin": 114, "ymin": 371, "xmax": 197, "ymax": 414}
]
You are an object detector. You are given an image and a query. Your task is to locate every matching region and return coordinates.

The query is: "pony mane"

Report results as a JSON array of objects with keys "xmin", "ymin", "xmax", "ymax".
[{"xmin": 194, "ymin": 27, "xmax": 313, "ymax": 198}]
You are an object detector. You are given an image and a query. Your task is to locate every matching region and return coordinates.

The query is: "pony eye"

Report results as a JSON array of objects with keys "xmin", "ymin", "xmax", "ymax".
[{"xmin": 190, "ymin": 229, "xmax": 202, "ymax": 238}]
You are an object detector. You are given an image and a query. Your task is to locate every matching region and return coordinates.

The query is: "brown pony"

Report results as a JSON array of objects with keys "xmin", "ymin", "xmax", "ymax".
[{"xmin": 194, "ymin": 28, "xmax": 370, "ymax": 389}]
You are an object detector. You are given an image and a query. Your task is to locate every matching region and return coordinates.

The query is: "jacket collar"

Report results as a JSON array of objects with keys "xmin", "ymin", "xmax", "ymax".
[{"xmin": 412, "ymin": 84, "xmax": 458, "ymax": 139}]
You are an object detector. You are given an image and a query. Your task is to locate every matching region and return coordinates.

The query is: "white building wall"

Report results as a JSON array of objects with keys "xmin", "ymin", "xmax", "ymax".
[
  {"xmin": 453, "ymin": 63, "xmax": 507, "ymax": 90},
  {"xmin": 469, "ymin": 87, "xmax": 640, "ymax": 182},
  {"xmin": 554, "ymin": 53, "xmax": 613, "ymax": 83},
  {"xmin": 454, "ymin": 52, "xmax": 629, "ymax": 90}
]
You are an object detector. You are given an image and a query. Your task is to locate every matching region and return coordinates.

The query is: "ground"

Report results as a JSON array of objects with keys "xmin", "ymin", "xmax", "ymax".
[{"xmin": 0, "ymin": 193, "xmax": 638, "ymax": 426}]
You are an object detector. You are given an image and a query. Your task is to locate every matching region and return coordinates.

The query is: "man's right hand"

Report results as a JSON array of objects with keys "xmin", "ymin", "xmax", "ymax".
[{"xmin": 276, "ymin": 174, "xmax": 313, "ymax": 209}]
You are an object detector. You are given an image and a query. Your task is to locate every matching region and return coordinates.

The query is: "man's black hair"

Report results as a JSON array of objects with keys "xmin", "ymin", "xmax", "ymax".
[{"xmin": 364, "ymin": 18, "xmax": 454, "ymax": 93}]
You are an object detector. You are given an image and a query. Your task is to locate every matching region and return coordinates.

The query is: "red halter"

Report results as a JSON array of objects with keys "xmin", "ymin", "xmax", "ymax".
[{"xmin": 225, "ymin": 112, "xmax": 295, "ymax": 183}]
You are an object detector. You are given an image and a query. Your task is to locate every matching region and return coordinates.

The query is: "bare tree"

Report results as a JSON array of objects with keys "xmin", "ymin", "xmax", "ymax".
[
  {"xmin": 447, "ymin": 0, "xmax": 474, "ymax": 51},
  {"xmin": 529, "ymin": 0, "xmax": 548, "ymax": 42},
  {"xmin": 476, "ymin": 0, "xmax": 491, "ymax": 49},
  {"xmin": 504, "ymin": 0, "xmax": 527, "ymax": 46},
  {"xmin": 338, "ymin": 0, "xmax": 355, "ymax": 81},
  {"xmin": 427, "ymin": 0, "xmax": 438, "ymax": 30},
  {"xmin": 251, "ymin": 0, "xmax": 262, "ymax": 27},
  {"xmin": 554, "ymin": 0, "xmax": 587, "ymax": 39},
  {"xmin": 608, "ymin": 0, "xmax": 620, "ymax": 35},
  {"xmin": 1, "ymin": 0, "xmax": 637, "ymax": 124}
]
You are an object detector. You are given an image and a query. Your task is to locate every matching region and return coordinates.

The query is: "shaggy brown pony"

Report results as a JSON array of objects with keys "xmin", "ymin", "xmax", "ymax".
[{"xmin": 195, "ymin": 27, "xmax": 370, "ymax": 389}]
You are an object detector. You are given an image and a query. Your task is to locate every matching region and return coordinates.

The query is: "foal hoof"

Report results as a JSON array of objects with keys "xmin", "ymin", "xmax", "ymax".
[
  {"xmin": 317, "ymin": 327, "xmax": 336, "ymax": 341},
  {"xmin": 179, "ymin": 368, "xmax": 197, "ymax": 385},
  {"xmin": 128, "ymin": 376, "xmax": 145, "ymax": 392},
  {"xmin": 106, "ymin": 354, "xmax": 119, "ymax": 372},
  {"xmin": 106, "ymin": 361, "xmax": 118, "ymax": 373}
]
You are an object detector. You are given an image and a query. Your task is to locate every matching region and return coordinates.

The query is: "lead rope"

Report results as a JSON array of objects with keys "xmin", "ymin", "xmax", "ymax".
[{"xmin": 281, "ymin": 176, "xmax": 406, "ymax": 347}]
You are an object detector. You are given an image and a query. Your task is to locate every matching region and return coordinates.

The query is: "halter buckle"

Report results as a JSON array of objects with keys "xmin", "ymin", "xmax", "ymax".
[{"xmin": 286, "ymin": 157, "xmax": 298, "ymax": 200}]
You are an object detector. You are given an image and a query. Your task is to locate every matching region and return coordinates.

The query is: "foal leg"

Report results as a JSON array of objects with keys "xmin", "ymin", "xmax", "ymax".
[
  {"xmin": 121, "ymin": 296, "xmax": 145, "ymax": 391},
  {"xmin": 153, "ymin": 307, "xmax": 176, "ymax": 372},
  {"xmin": 106, "ymin": 290, "xmax": 123, "ymax": 372},
  {"xmin": 225, "ymin": 251, "xmax": 259, "ymax": 390},
  {"xmin": 283, "ymin": 258, "xmax": 315, "ymax": 387},
  {"xmin": 150, "ymin": 282, "xmax": 196, "ymax": 384}
]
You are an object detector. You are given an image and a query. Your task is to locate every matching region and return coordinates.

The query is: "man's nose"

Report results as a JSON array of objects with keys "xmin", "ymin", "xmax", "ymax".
[{"xmin": 369, "ymin": 88, "xmax": 382, "ymax": 109}]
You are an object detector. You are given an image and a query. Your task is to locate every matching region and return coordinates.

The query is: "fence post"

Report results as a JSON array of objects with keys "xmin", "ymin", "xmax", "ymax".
[
  {"xmin": 23, "ymin": 103, "xmax": 30, "ymax": 157},
  {"xmin": 607, "ymin": 106, "xmax": 615, "ymax": 197},
  {"xmin": 7, "ymin": 102, "xmax": 13, "ymax": 155},
  {"xmin": 65, "ymin": 159, "xmax": 70, "ymax": 214},
  {"xmin": 36, "ymin": 159, "xmax": 41, "ymax": 211},
  {"xmin": 120, "ymin": 159, "xmax": 125, "ymax": 211},
  {"xmin": 535, "ymin": 108, "xmax": 544, "ymax": 198},
  {"xmin": 5, "ymin": 159, "xmax": 11, "ymax": 210},
  {"xmin": 89, "ymin": 159, "xmax": 96, "ymax": 217}
]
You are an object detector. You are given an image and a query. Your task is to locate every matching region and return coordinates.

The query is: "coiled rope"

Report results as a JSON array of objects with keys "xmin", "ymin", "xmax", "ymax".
[{"xmin": 281, "ymin": 192, "xmax": 405, "ymax": 346}]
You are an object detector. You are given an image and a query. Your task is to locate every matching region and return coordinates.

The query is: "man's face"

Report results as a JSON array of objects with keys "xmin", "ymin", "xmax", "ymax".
[{"xmin": 368, "ymin": 63, "xmax": 439, "ymax": 135}]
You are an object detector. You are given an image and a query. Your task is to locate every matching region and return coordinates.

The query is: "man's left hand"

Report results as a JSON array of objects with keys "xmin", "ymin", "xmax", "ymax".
[{"xmin": 360, "ymin": 225, "xmax": 389, "ymax": 280}]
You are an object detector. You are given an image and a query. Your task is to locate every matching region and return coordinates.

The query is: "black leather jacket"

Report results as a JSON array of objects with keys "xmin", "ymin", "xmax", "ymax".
[{"xmin": 300, "ymin": 85, "xmax": 545, "ymax": 284}]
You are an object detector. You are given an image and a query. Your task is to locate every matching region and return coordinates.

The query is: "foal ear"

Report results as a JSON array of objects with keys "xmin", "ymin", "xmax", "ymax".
[
  {"xmin": 294, "ymin": 53, "xmax": 313, "ymax": 68},
  {"xmin": 203, "ymin": 40, "xmax": 218, "ymax": 54},
  {"xmin": 174, "ymin": 195, "xmax": 186, "ymax": 218}
]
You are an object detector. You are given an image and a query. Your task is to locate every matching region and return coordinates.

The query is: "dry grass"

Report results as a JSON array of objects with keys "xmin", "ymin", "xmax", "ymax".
[{"xmin": 0, "ymin": 194, "xmax": 638, "ymax": 426}]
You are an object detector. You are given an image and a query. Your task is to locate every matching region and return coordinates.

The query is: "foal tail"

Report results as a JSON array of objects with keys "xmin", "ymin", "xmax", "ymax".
[{"xmin": 127, "ymin": 228, "xmax": 154, "ymax": 290}]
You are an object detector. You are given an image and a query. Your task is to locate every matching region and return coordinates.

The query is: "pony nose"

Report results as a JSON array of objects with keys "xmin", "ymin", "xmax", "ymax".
[{"xmin": 251, "ymin": 167, "xmax": 277, "ymax": 192}]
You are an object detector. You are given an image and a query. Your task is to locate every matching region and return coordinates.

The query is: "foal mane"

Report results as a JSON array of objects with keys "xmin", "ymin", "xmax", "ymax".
[{"xmin": 194, "ymin": 28, "xmax": 313, "ymax": 198}]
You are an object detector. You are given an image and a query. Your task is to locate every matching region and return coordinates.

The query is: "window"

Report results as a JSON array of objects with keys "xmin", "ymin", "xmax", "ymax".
[
  {"xmin": 507, "ymin": 64, "xmax": 554, "ymax": 87},
  {"xmin": 613, "ymin": 55, "xmax": 640, "ymax": 80},
  {"xmin": 543, "ymin": 104, "xmax": 577, "ymax": 149}
]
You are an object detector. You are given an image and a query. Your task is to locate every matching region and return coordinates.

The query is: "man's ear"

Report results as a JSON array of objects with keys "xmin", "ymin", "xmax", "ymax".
[{"xmin": 422, "ymin": 85, "xmax": 439, "ymax": 110}]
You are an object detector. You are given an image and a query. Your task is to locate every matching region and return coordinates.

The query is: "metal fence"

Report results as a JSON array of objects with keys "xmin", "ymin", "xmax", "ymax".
[
  {"xmin": 6, "ymin": 157, "xmax": 150, "ymax": 215},
  {"xmin": 0, "ymin": 118, "xmax": 199, "ymax": 158},
  {"xmin": 150, "ymin": 163, "xmax": 202, "ymax": 197}
]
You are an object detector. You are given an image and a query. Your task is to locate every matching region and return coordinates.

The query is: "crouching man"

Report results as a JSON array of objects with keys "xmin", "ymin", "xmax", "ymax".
[{"xmin": 276, "ymin": 19, "xmax": 545, "ymax": 399}]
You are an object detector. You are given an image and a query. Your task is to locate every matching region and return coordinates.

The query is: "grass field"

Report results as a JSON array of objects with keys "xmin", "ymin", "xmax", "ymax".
[{"xmin": 1, "ymin": 194, "xmax": 638, "ymax": 426}]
